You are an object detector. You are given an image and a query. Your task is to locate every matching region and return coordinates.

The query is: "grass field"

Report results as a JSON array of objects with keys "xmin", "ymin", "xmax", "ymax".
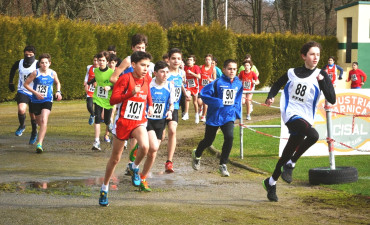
[{"xmin": 213, "ymin": 94, "xmax": 370, "ymax": 197}]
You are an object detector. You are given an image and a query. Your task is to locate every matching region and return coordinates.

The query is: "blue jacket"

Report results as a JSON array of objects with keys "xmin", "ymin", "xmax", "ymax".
[{"xmin": 200, "ymin": 74, "xmax": 243, "ymax": 126}]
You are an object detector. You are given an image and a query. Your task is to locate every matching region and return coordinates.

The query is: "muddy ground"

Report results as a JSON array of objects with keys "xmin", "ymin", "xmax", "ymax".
[{"xmin": 0, "ymin": 101, "xmax": 368, "ymax": 224}]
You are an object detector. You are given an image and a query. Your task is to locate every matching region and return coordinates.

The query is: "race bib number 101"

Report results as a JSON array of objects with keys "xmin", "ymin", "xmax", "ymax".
[{"xmin": 124, "ymin": 100, "xmax": 144, "ymax": 120}]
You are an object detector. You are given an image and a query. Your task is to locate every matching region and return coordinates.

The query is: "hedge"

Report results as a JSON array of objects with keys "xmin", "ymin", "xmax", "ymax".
[{"xmin": 0, "ymin": 16, "xmax": 337, "ymax": 102}]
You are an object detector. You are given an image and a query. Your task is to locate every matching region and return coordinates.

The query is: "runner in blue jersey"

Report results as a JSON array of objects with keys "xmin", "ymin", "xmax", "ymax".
[{"xmin": 24, "ymin": 53, "xmax": 62, "ymax": 153}]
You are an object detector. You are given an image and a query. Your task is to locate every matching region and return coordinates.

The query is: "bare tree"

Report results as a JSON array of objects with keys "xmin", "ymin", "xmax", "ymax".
[{"xmin": 324, "ymin": 0, "xmax": 334, "ymax": 35}]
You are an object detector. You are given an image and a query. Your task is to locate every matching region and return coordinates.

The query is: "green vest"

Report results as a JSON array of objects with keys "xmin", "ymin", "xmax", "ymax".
[{"xmin": 93, "ymin": 67, "xmax": 114, "ymax": 109}]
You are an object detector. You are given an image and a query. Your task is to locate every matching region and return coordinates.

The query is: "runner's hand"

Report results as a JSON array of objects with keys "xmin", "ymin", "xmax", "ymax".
[
  {"xmin": 265, "ymin": 98, "xmax": 274, "ymax": 106},
  {"xmin": 132, "ymin": 85, "xmax": 141, "ymax": 95},
  {"xmin": 147, "ymin": 106, "xmax": 154, "ymax": 117},
  {"xmin": 9, "ymin": 83, "xmax": 15, "ymax": 92}
]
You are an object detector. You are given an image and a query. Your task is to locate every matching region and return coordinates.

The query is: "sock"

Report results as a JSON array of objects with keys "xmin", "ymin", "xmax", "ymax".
[
  {"xmin": 132, "ymin": 162, "xmax": 139, "ymax": 169},
  {"xmin": 95, "ymin": 138, "xmax": 100, "ymax": 142},
  {"xmin": 31, "ymin": 119, "xmax": 37, "ymax": 134},
  {"xmin": 101, "ymin": 183, "xmax": 109, "ymax": 192},
  {"xmin": 269, "ymin": 176, "xmax": 277, "ymax": 186},
  {"xmin": 287, "ymin": 160, "xmax": 296, "ymax": 167},
  {"xmin": 195, "ymin": 113, "xmax": 199, "ymax": 117},
  {"xmin": 166, "ymin": 160, "xmax": 172, "ymax": 163},
  {"xmin": 18, "ymin": 114, "xmax": 26, "ymax": 128}
]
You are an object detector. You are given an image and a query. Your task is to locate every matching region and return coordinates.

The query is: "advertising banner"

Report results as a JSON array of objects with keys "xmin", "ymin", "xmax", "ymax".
[{"xmin": 279, "ymin": 89, "xmax": 370, "ymax": 156}]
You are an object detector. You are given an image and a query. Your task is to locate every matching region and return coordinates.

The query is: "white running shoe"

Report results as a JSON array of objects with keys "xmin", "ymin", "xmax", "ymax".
[
  {"xmin": 195, "ymin": 113, "xmax": 199, "ymax": 124},
  {"xmin": 192, "ymin": 149, "xmax": 201, "ymax": 170},
  {"xmin": 92, "ymin": 141, "xmax": 101, "ymax": 151},
  {"xmin": 200, "ymin": 116, "xmax": 206, "ymax": 122},
  {"xmin": 219, "ymin": 164, "xmax": 230, "ymax": 177},
  {"xmin": 182, "ymin": 113, "xmax": 189, "ymax": 120},
  {"xmin": 246, "ymin": 115, "xmax": 251, "ymax": 120}
]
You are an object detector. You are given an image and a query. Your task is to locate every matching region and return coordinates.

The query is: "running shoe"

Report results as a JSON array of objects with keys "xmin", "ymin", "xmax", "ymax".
[
  {"xmin": 92, "ymin": 141, "xmax": 101, "ymax": 151},
  {"xmin": 182, "ymin": 113, "xmax": 189, "ymax": 120},
  {"xmin": 165, "ymin": 161, "xmax": 174, "ymax": 173},
  {"xmin": 29, "ymin": 132, "xmax": 38, "ymax": 145},
  {"xmin": 129, "ymin": 162, "xmax": 141, "ymax": 187},
  {"xmin": 200, "ymin": 116, "xmax": 206, "ymax": 122},
  {"xmin": 219, "ymin": 164, "xmax": 230, "ymax": 177},
  {"xmin": 108, "ymin": 123, "xmax": 113, "ymax": 132},
  {"xmin": 195, "ymin": 113, "xmax": 199, "ymax": 124},
  {"xmin": 129, "ymin": 143, "xmax": 138, "ymax": 162},
  {"xmin": 104, "ymin": 135, "xmax": 111, "ymax": 143},
  {"xmin": 246, "ymin": 115, "xmax": 251, "ymax": 121},
  {"xmin": 262, "ymin": 178, "xmax": 278, "ymax": 202},
  {"xmin": 99, "ymin": 190, "xmax": 109, "ymax": 206},
  {"xmin": 139, "ymin": 179, "xmax": 152, "ymax": 192},
  {"xmin": 192, "ymin": 149, "xmax": 201, "ymax": 170},
  {"xmin": 281, "ymin": 163, "xmax": 294, "ymax": 184},
  {"xmin": 15, "ymin": 126, "xmax": 26, "ymax": 136},
  {"xmin": 36, "ymin": 143, "xmax": 43, "ymax": 154},
  {"xmin": 124, "ymin": 163, "xmax": 131, "ymax": 176},
  {"xmin": 124, "ymin": 140, "xmax": 128, "ymax": 150},
  {"xmin": 88, "ymin": 115, "xmax": 95, "ymax": 125}
]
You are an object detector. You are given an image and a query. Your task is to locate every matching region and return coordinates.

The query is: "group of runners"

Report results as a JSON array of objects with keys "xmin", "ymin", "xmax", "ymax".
[{"xmin": 8, "ymin": 36, "xmax": 367, "ymax": 206}]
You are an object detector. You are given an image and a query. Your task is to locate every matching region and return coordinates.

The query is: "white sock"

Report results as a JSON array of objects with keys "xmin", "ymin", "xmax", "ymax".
[
  {"xmin": 287, "ymin": 160, "xmax": 295, "ymax": 167},
  {"xmin": 132, "ymin": 162, "xmax": 139, "ymax": 169},
  {"xmin": 101, "ymin": 183, "xmax": 109, "ymax": 192},
  {"xmin": 95, "ymin": 138, "xmax": 100, "ymax": 142},
  {"xmin": 195, "ymin": 113, "xmax": 199, "ymax": 117},
  {"xmin": 269, "ymin": 176, "xmax": 276, "ymax": 186}
]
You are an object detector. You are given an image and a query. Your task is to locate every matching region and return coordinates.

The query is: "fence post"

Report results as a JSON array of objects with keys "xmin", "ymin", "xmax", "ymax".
[
  {"xmin": 325, "ymin": 100, "xmax": 336, "ymax": 170},
  {"xmin": 240, "ymin": 101, "xmax": 244, "ymax": 159}
]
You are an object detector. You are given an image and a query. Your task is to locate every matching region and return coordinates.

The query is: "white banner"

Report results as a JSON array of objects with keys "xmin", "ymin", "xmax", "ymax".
[{"xmin": 279, "ymin": 89, "xmax": 370, "ymax": 156}]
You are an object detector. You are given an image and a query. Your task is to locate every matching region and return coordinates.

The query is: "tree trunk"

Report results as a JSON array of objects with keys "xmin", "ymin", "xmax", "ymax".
[
  {"xmin": 324, "ymin": 0, "xmax": 334, "ymax": 35},
  {"xmin": 31, "ymin": 0, "xmax": 44, "ymax": 17},
  {"xmin": 205, "ymin": 0, "xmax": 213, "ymax": 25}
]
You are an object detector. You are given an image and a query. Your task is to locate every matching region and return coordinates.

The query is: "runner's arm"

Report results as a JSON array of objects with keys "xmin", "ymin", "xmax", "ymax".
[
  {"xmin": 199, "ymin": 81, "xmax": 223, "ymax": 108},
  {"xmin": 53, "ymin": 72, "xmax": 62, "ymax": 101},
  {"xmin": 318, "ymin": 70, "xmax": 336, "ymax": 104},
  {"xmin": 110, "ymin": 56, "xmax": 130, "ymax": 84},
  {"xmin": 8, "ymin": 60, "xmax": 20, "ymax": 92},
  {"xmin": 110, "ymin": 75, "xmax": 132, "ymax": 105},
  {"xmin": 336, "ymin": 65, "xmax": 344, "ymax": 79}
]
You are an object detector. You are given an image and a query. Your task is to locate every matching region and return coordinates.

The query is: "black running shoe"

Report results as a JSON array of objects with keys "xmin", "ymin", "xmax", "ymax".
[
  {"xmin": 262, "ymin": 178, "xmax": 278, "ymax": 202},
  {"xmin": 281, "ymin": 163, "xmax": 294, "ymax": 184}
]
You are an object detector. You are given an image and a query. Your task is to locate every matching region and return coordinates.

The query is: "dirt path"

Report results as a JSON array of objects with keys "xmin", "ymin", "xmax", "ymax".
[{"xmin": 0, "ymin": 102, "xmax": 368, "ymax": 224}]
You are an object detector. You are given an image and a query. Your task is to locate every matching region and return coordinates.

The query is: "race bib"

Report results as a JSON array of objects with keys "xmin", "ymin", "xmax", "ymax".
[
  {"xmin": 124, "ymin": 100, "xmax": 144, "ymax": 120},
  {"xmin": 328, "ymin": 73, "xmax": 333, "ymax": 80},
  {"xmin": 243, "ymin": 81, "xmax": 251, "ymax": 90},
  {"xmin": 202, "ymin": 79, "xmax": 209, "ymax": 86},
  {"xmin": 223, "ymin": 89, "xmax": 236, "ymax": 105},
  {"xmin": 97, "ymin": 86, "xmax": 108, "ymax": 99},
  {"xmin": 36, "ymin": 84, "xmax": 48, "ymax": 97},
  {"xmin": 88, "ymin": 84, "xmax": 95, "ymax": 92},
  {"xmin": 187, "ymin": 79, "xmax": 196, "ymax": 88},
  {"xmin": 174, "ymin": 87, "xmax": 181, "ymax": 102},
  {"xmin": 147, "ymin": 103, "xmax": 165, "ymax": 119},
  {"xmin": 290, "ymin": 82, "xmax": 309, "ymax": 103},
  {"xmin": 351, "ymin": 74, "xmax": 357, "ymax": 81}
]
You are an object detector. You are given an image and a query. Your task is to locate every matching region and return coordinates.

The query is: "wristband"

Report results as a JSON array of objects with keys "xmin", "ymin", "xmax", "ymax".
[{"xmin": 57, "ymin": 91, "xmax": 62, "ymax": 94}]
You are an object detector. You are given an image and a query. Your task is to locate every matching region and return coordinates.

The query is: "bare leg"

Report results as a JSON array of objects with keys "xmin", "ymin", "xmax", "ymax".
[{"xmin": 103, "ymin": 136, "xmax": 125, "ymax": 185}]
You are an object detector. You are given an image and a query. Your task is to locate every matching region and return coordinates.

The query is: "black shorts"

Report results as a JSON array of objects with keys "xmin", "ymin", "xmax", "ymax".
[
  {"xmin": 16, "ymin": 92, "xmax": 32, "ymax": 105},
  {"xmin": 166, "ymin": 109, "xmax": 179, "ymax": 124},
  {"xmin": 31, "ymin": 102, "xmax": 53, "ymax": 116},
  {"xmin": 94, "ymin": 103, "xmax": 112, "ymax": 125},
  {"xmin": 147, "ymin": 118, "xmax": 166, "ymax": 140}
]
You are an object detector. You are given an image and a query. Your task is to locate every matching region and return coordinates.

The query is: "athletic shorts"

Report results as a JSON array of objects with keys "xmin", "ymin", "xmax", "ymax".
[
  {"xmin": 31, "ymin": 101, "xmax": 52, "ymax": 116},
  {"xmin": 94, "ymin": 103, "xmax": 112, "ymax": 125},
  {"xmin": 186, "ymin": 87, "xmax": 198, "ymax": 96},
  {"xmin": 166, "ymin": 109, "xmax": 179, "ymax": 124},
  {"xmin": 147, "ymin": 118, "xmax": 166, "ymax": 140},
  {"xmin": 113, "ymin": 118, "xmax": 147, "ymax": 140},
  {"xmin": 16, "ymin": 92, "xmax": 32, "ymax": 105}
]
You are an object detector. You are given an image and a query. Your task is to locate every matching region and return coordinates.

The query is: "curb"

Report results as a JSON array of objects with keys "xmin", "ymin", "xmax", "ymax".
[{"xmin": 208, "ymin": 145, "xmax": 267, "ymax": 175}]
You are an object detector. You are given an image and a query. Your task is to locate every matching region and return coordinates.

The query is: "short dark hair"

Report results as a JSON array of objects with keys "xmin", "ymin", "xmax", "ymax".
[
  {"xmin": 162, "ymin": 53, "xmax": 169, "ymax": 60},
  {"xmin": 242, "ymin": 59, "xmax": 253, "ymax": 67},
  {"xmin": 168, "ymin": 48, "xmax": 182, "ymax": 58},
  {"xmin": 93, "ymin": 54, "xmax": 98, "ymax": 59},
  {"xmin": 213, "ymin": 57, "xmax": 218, "ymax": 64},
  {"xmin": 97, "ymin": 51, "xmax": 110, "ymax": 61},
  {"xmin": 107, "ymin": 45, "xmax": 116, "ymax": 52},
  {"xmin": 187, "ymin": 55, "xmax": 196, "ymax": 62},
  {"xmin": 244, "ymin": 53, "xmax": 252, "ymax": 60},
  {"xmin": 131, "ymin": 34, "xmax": 148, "ymax": 47},
  {"xmin": 223, "ymin": 59, "xmax": 237, "ymax": 68},
  {"xmin": 353, "ymin": 62, "xmax": 358, "ymax": 66},
  {"xmin": 109, "ymin": 54, "xmax": 118, "ymax": 62},
  {"xmin": 205, "ymin": 54, "xmax": 213, "ymax": 60},
  {"xmin": 39, "ymin": 53, "xmax": 51, "ymax": 62},
  {"xmin": 300, "ymin": 41, "xmax": 321, "ymax": 56},
  {"xmin": 24, "ymin": 45, "xmax": 36, "ymax": 54},
  {"xmin": 154, "ymin": 61, "xmax": 169, "ymax": 72},
  {"xmin": 131, "ymin": 51, "xmax": 152, "ymax": 63},
  {"xmin": 328, "ymin": 56, "xmax": 335, "ymax": 61}
]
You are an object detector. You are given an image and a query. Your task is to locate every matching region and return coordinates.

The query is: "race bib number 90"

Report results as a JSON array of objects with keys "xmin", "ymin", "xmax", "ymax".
[
  {"xmin": 290, "ymin": 82, "xmax": 309, "ymax": 103},
  {"xmin": 223, "ymin": 89, "xmax": 236, "ymax": 105},
  {"xmin": 147, "ymin": 103, "xmax": 165, "ymax": 119},
  {"xmin": 36, "ymin": 84, "xmax": 48, "ymax": 97},
  {"xmin": 124, "ymin": 100, "xmax": 144, "ymax": 120},
  {"xmin": 97, "ymin": 86, "xmax": 108, "ymax": 99}
]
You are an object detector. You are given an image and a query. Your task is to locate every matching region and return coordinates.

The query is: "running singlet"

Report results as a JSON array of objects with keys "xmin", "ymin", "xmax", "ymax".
[
  {"xmin": 280, "ymin": 68, "xmax": 321, "ymax": 125},
  {"xmin": 200, "ymin": 65, "xmax": 214, "ymax": 89},
  {"xmin": 167, "ymin": 73, "xmax": 183, "ymax": 110},
  {"xmin": 325, "ymin": 65, "xmax": 337, "ymax": 85},
  {"xmin": 184, "ymin": 65, "xmax": 200, "ymax": 89},
  {"xmin": 117, "ymin": 73, "xmax": 150, "ymax": 123},
  {"xmin": 93, "ymin": 67, "xmax": 114, "ymax": 109},
  {"xmin": 31, "ymin": 68, "xmax": 55, "ymax": 103},
  {"xmin": 18, "ymin": 59, "xmax": 38, "ymax": 96},
  {"xmin": 147, "ymin": 79, "xmax": 174, "ymax": 120},
  {"xmin": 86, "ymin": 65, "xmax": 95, "ymax": 97},
  {"xmin": 239, "ymin": 70, "xmax": 258, "ymax": 91}
]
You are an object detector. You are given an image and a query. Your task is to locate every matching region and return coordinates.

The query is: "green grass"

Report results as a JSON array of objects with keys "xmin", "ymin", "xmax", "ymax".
[{"xmin": 213, "ymin": 94, "xmax": 370, "ymax": 197}]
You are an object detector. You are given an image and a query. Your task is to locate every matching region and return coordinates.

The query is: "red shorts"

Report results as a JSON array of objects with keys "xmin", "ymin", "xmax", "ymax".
[
  {"xmin": 186, "ymin": 87, "xmax": 198, "ymax": 96},
  {"xmin": 113, "ymin": 117, "xmax": 147, "ymax": 140}
]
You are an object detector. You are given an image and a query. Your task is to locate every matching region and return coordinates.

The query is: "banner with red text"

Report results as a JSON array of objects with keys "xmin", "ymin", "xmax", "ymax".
[{"xmin": 279, "ymin": 89, "xmax": 370, "ymax": 156}]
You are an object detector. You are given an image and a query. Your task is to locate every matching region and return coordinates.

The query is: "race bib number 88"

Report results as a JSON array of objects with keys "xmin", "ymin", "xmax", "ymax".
[
  {"xmin": 124, "ymin": 100, "xmax": 144, "ymax": 120},
  {"xmin": 223, "ymin": 89, "xmax": 235, "ymax": 105},
  {"xmin": 290, "ymin": 82, "xmax": 309, "ymax": 103}
]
